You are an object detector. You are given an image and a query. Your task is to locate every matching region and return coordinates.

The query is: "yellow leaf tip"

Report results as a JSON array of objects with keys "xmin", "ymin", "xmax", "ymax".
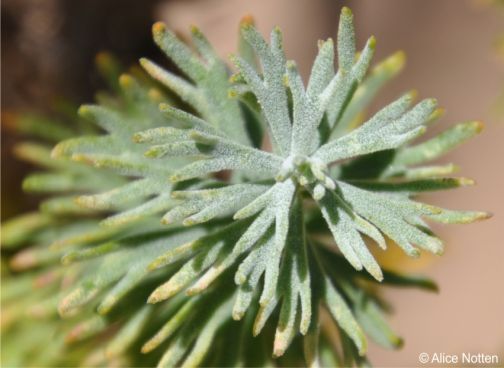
[
  {"xmin": 119, "ymin": 74, "xmax": 134, "ymax": 89},
  {"xmin": 182, "ymin": 218, "xmax": 196, "ymax": 226},
  {"xmin": 95, "ymin": 51, "xmax": 112, "ymax": 65},
  {"xmin": 388, "ymin": 50, "xmax": 406, "ymax": 70},
  {"xmin": 132, "ymin": 133, "xmax": 143, "ymax": 143},
  {"xmin": 97, "ymin": 304, "xmax": 111, "ymax": 316},
  {"xmin": 152, "ymin": 22, "xmax": 166, "ymax": 35},
  {"xmin": 240, "ymin": 14, "xmax": 255, "ymax": 28},
  {"xmin": 473, "ymin": 120, "xmax": 485, "ymax": 133},
  {"xmin": 232, "ymin": 310, "xmax": 244, "ymax": 321},
  {"xmin": 77, "ymin": 105, "xmax": 91, "ymax": 117},
  {"xmin": 147, "ymin": 293, "xmax": 161, "ymax": 304},
  {"xmin": 477, "ymin": 211, "xmax": 493, "ymax": 220},
  {"xmin": 169, "ymin": 175, "xmax": 182, "ymax": 183},
  {"xmin": 95, "ymin": 51, "xmax": 118, "ymax": 74},
  {"xmin": 138, "ymin": 57, "xmax": 150, "ymax": 69},
  {"xmin": 394, "ymin": 50, "xmax": 407, "ymax": 62},
  {"xmin": 341, "ymin": 6, "xmax": 353, "ymax": 16},
  {"xmin": 369, "ymin": 35, "xmax": 377, "ymax": 48},
  {"xmin": 458, "ymin": 177, "xmax": 475, "ymax": 186},
  {"xmin": 158, "ymin": 102, "xmax": 170, "ymax": 111}
]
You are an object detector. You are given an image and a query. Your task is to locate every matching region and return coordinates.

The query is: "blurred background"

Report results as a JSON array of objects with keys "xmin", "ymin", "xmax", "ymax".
[{"xmin": 2, "ymin": 0, "xmax": 503, "ymax": 366}]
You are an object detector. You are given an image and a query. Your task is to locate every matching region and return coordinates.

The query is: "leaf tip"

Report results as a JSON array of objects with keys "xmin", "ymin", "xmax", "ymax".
[
  {"xmin": 132, "ymin": 132, "xmax": 143, "ymax": 143},
  {"xmin": 9, "ymin": 250, "xmax": 36, "ymax": 271},
  {"xmin": 458, "ymin": 177, "xmax": 475, "ymax": 186},
  {"xmin": 96, "ymin": 302, "xmax": 112, "ymax": 316},
  {"xmin": 341, "ymin": 6, "xmax": 353, "ymax": 17},
  {"xmin": 138, "ymin": 57, "xmax": 151, "ymax": 69},
  {"xmin": 273, "ymin": 345, "xmax": 286, "ymax": 358},
  {"xmin": 407, "ymin": 89, "xmax": 418, "ymax": 101},
  {"xmin": 189, "ymin": 24, "xmax": 199, "ymax": 35},
  {"xmin": 152, "ymin": 21, "xmax": 167, "ymax": 36},
  {"xmin": 232, "ymin": 310, "xmax": 244, "ymax": 321},
  {"xmin": 77, "ymin": 105, "xmax": 92, "ymax": 119},
  {"xmin": 369, "ymin": 35, "xmax": 377, "ymax": 49},
  {"xmin": 240, "ymin": 14, "xmax": 255, "ymax": 28},
  {"xmin": 234, "ymin": 272, "xmax": 246, "ymax": 285},
  {"xmin": 169, "ymin": 174, "xmax": 181, "ymax": 183},
  {"xmin": 473, "ymin": 120, "xmax": 485, "ymax": 133},
  {"xmin": 118, "ymin": 74, "xmax": 134, "ymax": 90},
  {"xmin": 377, "ymin": 50, "xmax": 406, "ymax": 75},
  {"xmin": 474, "ymin": 211, "xmax": 493, "ymax": 221},
  {"xmin": 182, "ymin": 218, "xmax": 197, "ymax": 226},
  {"xmin": 410, "ymin": 248, "xmax": 421, "ymax": 258},
  {"xmin": 147, "ymin": 292, "xmax": 162, "ymax": 304},
  {"xmin": 95, "ymin": 51, "xmax": 114, "ymax": 70},
  {"xmin": 429, "ymin": 107, "xmax": 445, "ymax": 122}
]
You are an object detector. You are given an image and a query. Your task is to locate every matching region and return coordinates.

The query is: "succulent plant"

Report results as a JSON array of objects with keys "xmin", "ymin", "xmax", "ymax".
[{"xmin": 1, "ymin": 7, "xmax": 489, "ymax": 367}]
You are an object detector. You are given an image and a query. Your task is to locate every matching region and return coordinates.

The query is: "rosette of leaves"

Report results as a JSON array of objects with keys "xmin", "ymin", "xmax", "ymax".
[{"xmin": 1, "ymin": 7, "xmax": 489, "ymax": 368}]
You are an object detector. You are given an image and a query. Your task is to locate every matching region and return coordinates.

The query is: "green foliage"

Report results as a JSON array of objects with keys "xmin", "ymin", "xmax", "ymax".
[{"xmin": 1, "ymin": 7, "xmax": 489, "ymax": 367}]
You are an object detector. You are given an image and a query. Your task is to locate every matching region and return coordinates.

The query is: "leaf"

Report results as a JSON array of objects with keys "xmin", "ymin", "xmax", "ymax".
[
  {"xmin": 106, "ymin": 306, "xmax": 152, "ymax": 357},
  {"xmin": 394, "ymin": 121, "xmax": 484, "ymax": 166},
  {"xmin": 315, "ymin": 97, "xmax": 435, "ymax": 165},
  {"xmin": 348, "ymin": 177, "xmax": 474, "ymax": 193},
  {"xmin": 333, "ymin": 51, "xmax": 406, "ymax": 139},
  {"xmin": 323, "ymin": 275, "xmax": 367, "ymax": 356},
  {"xmin": 233, "ymin": 24, "xmax": 292, "ymax": 154},
  {"xmin": 142, "ymin": 296, "xmax": 195, "ymax": 353},
  {"xmin": 337, "ymin": 181, "xmax": 444, "ymax": 256},
  {"xmin": 166, "ymin": 184, "xmax": 269, "ymax": 225},
  {"xmin": 1, "ymin": 212, "xmax": 53, "ymax": 249},
  {"xmin": 337, "ymin": 7, "xmax": 356, "ymax": 72}
]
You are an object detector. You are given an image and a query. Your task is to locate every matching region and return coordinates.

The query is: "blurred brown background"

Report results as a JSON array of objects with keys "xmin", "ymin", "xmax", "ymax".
[{"xmin": 1, "ymin": 0, "xmax": 503, "ymax": 366}]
